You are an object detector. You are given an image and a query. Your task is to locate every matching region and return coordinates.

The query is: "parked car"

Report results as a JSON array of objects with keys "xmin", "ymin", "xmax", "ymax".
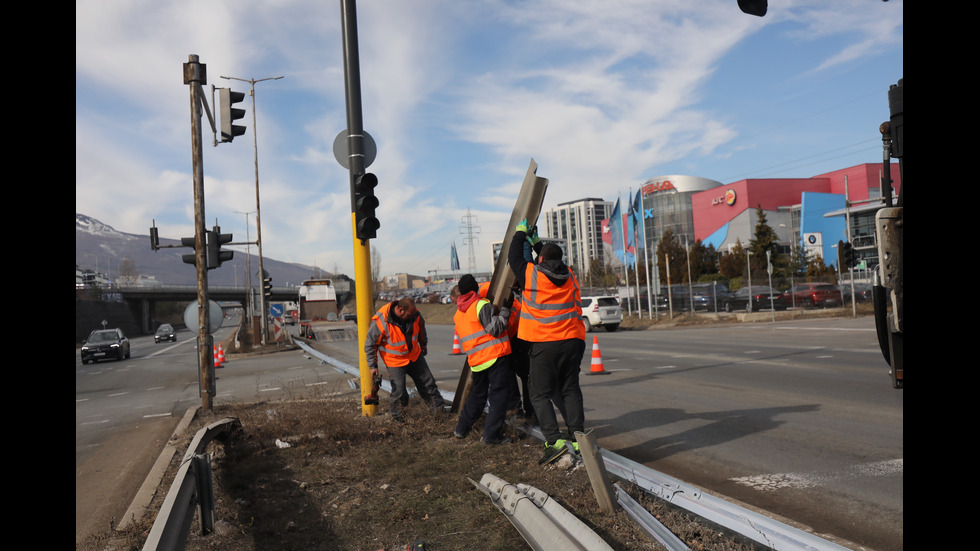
[
  {"xmin": 658, "ymin": 285, "xmax": 692, "ymax": 311},
  {"xmin": 81, "ymin": 328, "xmax": 131, "ymax": 364},
  {"xmin": 690, "ymin": 283, "xmax": 733, "ymax": 311},
  {"xmin": 837, "ymin": 282, "xmax": 873, "ymax": 303},
  {"xmin": 783, "ymin": 282, "xmax": 843, "ymax": 309},
  {"xmin": 341, "ymin": 312, "xmax": 357, "ymax": 322},
  {"xmin": 580, "ymin": 296, "xmax": 623, "ymax": 332},
  {"xmin": 154, "ymin": 324, "xmax": 176, "ymax": 343},
  {"xmin": 724, "ymin": 286, "xmax": 788, "ymax": 312}
]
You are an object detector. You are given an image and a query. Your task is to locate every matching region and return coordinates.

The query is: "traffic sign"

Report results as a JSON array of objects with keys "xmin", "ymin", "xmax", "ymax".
[
  {"xmin": 270, "ymin": 303, "xmax": 284, "ymax": 318},
  {"xmin": 333, "ymin": 129, "xmax": 377, "ymax": 169}
]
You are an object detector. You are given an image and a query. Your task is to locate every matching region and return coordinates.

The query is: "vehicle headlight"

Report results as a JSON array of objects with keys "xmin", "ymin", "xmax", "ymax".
[
  {"xmin": 110, "ymin": 344, "xmax": 119, "ymax": 349},
  {"xmin": 82, "ymin": 346, "xmax": 90, "ymax": 351}
]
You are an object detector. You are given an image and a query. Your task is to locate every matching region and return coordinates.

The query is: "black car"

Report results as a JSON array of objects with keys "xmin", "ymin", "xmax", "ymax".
[
  {"xmin": 81, "ymin": 329, "xmax": 131, "ymax": 364},
  {"xmin": 724, "ymin": 286, "xmax": 788, "ymax": 312},
  {"xmin": 690, "ymin": 283, "xmax": 733, "ymax": 311},
  {"xmin": 154, "ymin": 324, "xmax": 177, "ymax": 343}
]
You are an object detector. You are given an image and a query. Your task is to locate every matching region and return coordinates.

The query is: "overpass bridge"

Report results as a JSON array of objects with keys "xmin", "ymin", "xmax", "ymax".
[{"xmin": 112, "ymin": 284, "xmax": 300, "ymax": 334}]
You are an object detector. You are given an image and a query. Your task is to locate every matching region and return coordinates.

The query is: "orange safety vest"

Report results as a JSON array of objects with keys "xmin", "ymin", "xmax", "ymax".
[
  {"xmin": 518, "ymin": 264, "xmax": 585, "ymax": 342},
  {"xmin": 372, "ymin": 303, "xmax": 422, "ymax": 367},
  {"xmin": 453, "ymin": 299, "xmax": 511, "ymax": 370}
]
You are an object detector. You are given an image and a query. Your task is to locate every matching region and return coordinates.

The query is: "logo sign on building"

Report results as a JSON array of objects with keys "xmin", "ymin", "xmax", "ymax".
[
  {"xmin": 641, "ymin": 179, "xmax": 675, "ymax": 195},
  {"xmin": 803, "ymin": 232, "xmax": 822, "ymax": 259}
]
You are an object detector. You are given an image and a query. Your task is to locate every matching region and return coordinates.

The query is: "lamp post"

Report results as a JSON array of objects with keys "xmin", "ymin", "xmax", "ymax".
[
  {"xmin": 746, "ymin": 250, "xmax": 753, "ymax": 312},
  {"xmin": 221, "ymin": 74, "xmax": 283, "ymax": 345},
  {"xmin": 235, "ymin": 210, "xmax": 255, "ymax": 329}
]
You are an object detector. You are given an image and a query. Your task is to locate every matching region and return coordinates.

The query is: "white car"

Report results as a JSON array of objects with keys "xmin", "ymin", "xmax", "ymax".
[{"xmin": 580, "ymin": 296, "xmax": 623, "ymax": 332}]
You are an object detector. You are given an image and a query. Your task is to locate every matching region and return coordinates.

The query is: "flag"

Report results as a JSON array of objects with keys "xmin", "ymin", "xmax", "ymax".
[
  {"xmin": 631, "ymin": 190, "xmax": 645, "ymax": 249},
  {"xmin": 608, "ymin": 198, "xmax": 624, "ymax": 265},
  {"xmin": 450, "ymin": 241, "xmax": 460, "ymax": 271},
  {"xmin": 625, "ymin": 189, "xmax": 637, "ymax": 260}
]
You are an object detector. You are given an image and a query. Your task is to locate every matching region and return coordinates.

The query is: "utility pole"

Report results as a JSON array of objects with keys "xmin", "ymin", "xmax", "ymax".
[
  {"xmin": 183, "ymin": 54, "xmax": 215, "ymax": 410},
  {"xmin": 221, "ymin": 73, "xmax": 284, "ymax": 345}
]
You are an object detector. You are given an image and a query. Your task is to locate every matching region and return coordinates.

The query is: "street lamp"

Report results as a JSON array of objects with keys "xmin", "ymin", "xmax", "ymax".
[
  {"xmin": 221, "ymin": 74, "xmax": 284, "ymax": 345},
  {"xmin": 235, "ymin": 210, "xmax": 254, "ymax": 324}
]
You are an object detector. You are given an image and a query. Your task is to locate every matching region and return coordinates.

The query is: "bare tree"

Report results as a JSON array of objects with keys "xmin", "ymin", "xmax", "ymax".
[{"xmin": 117, "ymin": 257, "xmax": 140, "ymax": 286}]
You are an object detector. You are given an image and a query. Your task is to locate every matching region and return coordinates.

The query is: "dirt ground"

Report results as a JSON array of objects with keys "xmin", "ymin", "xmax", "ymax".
[{"xmin": 82, "ymin": 391, "xmax": 763, "ymax": 551}]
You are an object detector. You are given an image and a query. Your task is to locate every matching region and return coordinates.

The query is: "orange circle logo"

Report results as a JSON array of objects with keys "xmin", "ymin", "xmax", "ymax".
[{"xmin": 725, "ymin": 189, "xmax": 736, "ymax": 206}]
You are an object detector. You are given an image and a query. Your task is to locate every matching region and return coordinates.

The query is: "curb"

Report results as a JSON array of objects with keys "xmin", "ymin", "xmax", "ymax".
[{"xmin": 116, "ymin": 406, "xmax": 199, "ymax": 532}]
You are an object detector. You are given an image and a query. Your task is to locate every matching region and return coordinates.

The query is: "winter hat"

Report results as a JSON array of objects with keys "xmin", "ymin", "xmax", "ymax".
[{"xmin": 458, "ymin": 274, "xmax": 478, "ymax": 295}]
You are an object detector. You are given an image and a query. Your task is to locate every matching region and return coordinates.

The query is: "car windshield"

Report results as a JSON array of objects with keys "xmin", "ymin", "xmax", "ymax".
[
  {"xmin": 157, "ymin": 325, "xmax": 173, "ymax": 333},
  {"xmin": 814, "ymin": 285, "xmax": 836, "ymax": 291},
  {"xmin": 596, "ymin": 298, "xmax": 619, "ymax": 307},
  {"xmin": 88, "ymin": 331, "xmax": 119, "ymax": 343}
]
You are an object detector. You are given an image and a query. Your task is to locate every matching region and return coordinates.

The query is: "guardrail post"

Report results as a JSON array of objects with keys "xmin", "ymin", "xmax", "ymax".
[{"xmin": 575, "ymin": 430, "xmax": 617, "ymax": 514}]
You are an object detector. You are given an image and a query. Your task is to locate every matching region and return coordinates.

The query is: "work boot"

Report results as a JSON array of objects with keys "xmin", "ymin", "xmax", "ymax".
[{"xmin": 539, "ymin": 439, "xmax": 569, "ymax": 465}]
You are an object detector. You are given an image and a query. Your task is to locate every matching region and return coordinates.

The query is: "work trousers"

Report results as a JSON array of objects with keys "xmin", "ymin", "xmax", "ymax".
[
  {"xmin": 386, "ymin": 355, "xmax": 444, "ymax": 417},
  {"xmin": 456, "ymin": 356, "xmax": 513, "ymax": 441},
  {"xmin": 528, "ymin": 338, "xmax": 586, "ymax": 444}
]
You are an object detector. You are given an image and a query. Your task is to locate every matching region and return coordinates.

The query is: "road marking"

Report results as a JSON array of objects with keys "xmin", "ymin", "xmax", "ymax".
[
  {"xmin": 107, "ymin": 392, "xmax": 129, "ymax": 397},
  {"xmin": 143, "ymin": 413, "xmax": 172, "ymax": 419},
  {"xmin": 80, "ymin": 419, "xmax": 110, "ymax": 426},
  {"xmin": 730, "ymin": 458, "xmax": 903, "ymax": 491},
  {"xmin": 261, "ymin": 387, "xmax": 282, "ymax": 392}
]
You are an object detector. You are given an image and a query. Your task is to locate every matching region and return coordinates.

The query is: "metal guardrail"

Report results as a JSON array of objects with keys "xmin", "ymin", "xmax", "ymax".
[{"xmin": 141, "ymin": 417, "xmax": 242, "ymax": 551}]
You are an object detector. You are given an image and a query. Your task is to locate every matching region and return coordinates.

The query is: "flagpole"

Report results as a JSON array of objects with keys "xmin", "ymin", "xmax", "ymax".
[{"xmin": 618, "ymin": 192, "xmax": 630, "ymax": 316}]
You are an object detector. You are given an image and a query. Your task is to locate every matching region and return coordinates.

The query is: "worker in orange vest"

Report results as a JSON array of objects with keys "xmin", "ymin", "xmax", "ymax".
[
  {"xmin": 508, "ymin": 220, "xmax": 586, "ymax": 464},
  {"xmin": 452, "ymin": 275, "xmax": 515, "ymax": 444},
  {"xmin": 366, "ymin": 297, "xmax": 445, "ymax": 421}
]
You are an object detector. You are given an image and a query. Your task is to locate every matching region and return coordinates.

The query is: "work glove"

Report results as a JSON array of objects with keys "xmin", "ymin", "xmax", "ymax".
[
  {"xmin": 527, "ymin": 225, "xmax": 540, "ymax": 246},
  {"xmin": 515, "ymin": 218, "xmax": 528, "ymax": 234}
]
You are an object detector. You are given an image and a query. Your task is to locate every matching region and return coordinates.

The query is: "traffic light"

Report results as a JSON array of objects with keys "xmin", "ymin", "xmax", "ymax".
[
  {"xmin": 181, "ymin": 236, "xmax": 197, "ymax": 266},
  {"xmin": 353, "ymin": 172, "xmax": 380, "ymax": 240},
  {"xmin": 206, "ymin": 227, "xmax": 234, "ymax": 269},
  {"xmin": 150, "ymin": 226, "xmax": 159, "ymax": 251},
  {"xmin": 737, "ymin": 0, "xmax": 767, "ymax": 16},
  {"xmin": 838, "ymin": 240, "xmax": 855, "ymax": 269},
  {"xmin": 263, "ymin": 277, "xmax": 272, "ymax": 298},
  {"xmin": 219, "ymin": 88, "xmax": 246, "ymax": 143}
]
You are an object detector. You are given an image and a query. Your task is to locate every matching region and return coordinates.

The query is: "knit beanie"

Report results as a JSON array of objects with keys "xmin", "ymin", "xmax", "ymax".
[{"xmin": 458, "ymin": 274, "xmax": 478, "ymax": 295}]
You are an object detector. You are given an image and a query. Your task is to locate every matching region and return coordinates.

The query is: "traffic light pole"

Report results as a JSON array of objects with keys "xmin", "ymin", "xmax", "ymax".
[
  {"xmin": 184, "ymin": 54, "xmax": 215, "ymax": 410},
  {"xmin": 341, "ymin": 0, "xmax": 377, "ymax": 416},
  {"xmin": 221, "ymin": 74, "xmax": 283, "ymax": 346}
]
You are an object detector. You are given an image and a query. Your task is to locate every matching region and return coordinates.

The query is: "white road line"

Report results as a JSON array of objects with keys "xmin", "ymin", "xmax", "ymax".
[
  {"xmin": 143, "ymin": 413, "xmax": 173, "ymax": 419},
  {"xmin": 730, "ymin": 458, "xmax": 903, "ymax": 491}
]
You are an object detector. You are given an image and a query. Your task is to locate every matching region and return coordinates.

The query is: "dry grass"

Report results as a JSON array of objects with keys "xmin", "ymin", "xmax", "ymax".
[{"xmin": 91, "ymin": 387, "xmax": 761, "ymax": 551}]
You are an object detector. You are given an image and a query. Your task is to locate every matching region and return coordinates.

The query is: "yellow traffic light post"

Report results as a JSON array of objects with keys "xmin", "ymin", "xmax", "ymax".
[{"xmin": 340, "ymin": 0, "xmax": 381, "ymax": 416}]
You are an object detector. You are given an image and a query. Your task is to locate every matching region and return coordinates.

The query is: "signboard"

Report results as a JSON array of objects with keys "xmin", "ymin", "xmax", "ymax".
[
  {"xmin": 183, "ymin": 300, "xmax": 224, "ymax": 335},
  {"xmin": 270, "ymin": 303, "xmax": 284, "ymax": 318}
]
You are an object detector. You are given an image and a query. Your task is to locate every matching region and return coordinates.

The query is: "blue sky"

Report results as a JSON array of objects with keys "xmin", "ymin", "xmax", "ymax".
[{"xmin": 76, "ymin": 0, "xmax": 903, "ymax": 278}]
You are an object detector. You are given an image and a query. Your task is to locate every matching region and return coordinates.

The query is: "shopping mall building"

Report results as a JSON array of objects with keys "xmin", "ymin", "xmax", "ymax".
[{"xmin": 578, "ymin": 162, "xmax": 901, "ymax": 277}]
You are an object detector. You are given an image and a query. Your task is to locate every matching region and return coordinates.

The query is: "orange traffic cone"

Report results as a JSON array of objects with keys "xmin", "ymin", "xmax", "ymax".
[
  {"xmin": 213, "ymin": 345, "xmax": 222, "ymax": 368},
  {"xmin": 588, "ymin": 336, "xmax": 608, "ymax": 375},
  {"xmin": 217, "ymin": 343, "xmax": 226, "ymax": 367},
  {"xmin": 452, "ymin": 331, "xmax": 463, "ymax": 355}
]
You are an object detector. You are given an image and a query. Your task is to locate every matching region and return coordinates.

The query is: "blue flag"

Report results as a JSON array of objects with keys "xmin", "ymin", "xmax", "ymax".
[{"xmin": 631, "ymin": 190, "xmax": 645, "ymax": 249}]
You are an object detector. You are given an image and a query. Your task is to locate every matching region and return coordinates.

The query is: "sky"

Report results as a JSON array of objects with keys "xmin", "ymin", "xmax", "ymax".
[{"xmin": 76, "ymin": 0, "xmax": 903, "ymax": 279}]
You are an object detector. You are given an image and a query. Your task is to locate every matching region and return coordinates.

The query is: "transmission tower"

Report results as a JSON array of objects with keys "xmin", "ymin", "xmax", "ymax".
[{"xmin": 459, "ymin": 207, "xmax": 481, "ymax": 273}]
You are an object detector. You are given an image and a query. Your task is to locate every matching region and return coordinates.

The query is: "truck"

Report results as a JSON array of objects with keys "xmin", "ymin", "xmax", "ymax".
[{"xmin": 298, "ymin": 279, "xmax": 339, "ymax": 321}]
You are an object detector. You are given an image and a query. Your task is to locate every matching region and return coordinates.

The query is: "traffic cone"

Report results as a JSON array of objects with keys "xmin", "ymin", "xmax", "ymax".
[
  {"xmin": 452, "ymin": 331, "xmax": 463, "ymax": 354},
  {"xmin": 217, "ymin": 343, "xmax": 226, "ymax": 367},
  {"xmin": 213, "ymin": 345, "xmax": 222, "ymax": 368},
  {"xmin": 588, "ymin": 336, "xmax": 608, "ymax": 375}
]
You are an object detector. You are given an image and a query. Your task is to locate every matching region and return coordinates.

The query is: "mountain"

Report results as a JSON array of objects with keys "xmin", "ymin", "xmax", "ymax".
[{"xmin": 75, "ymin": 213, "xmax": 338, "ymax": 288}]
